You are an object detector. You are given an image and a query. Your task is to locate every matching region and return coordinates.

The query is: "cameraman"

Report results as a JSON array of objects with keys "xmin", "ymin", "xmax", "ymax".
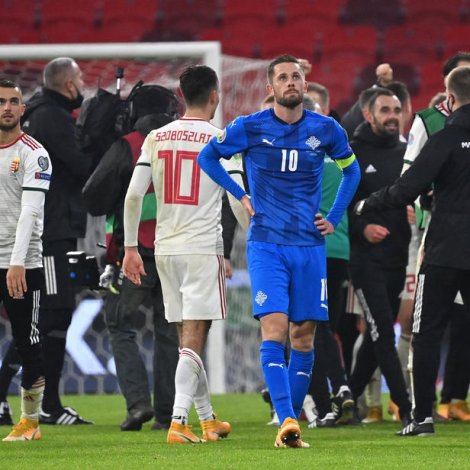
[{"xmin": 82, "ymin": 85, "xmax": 179, "ymax": 431}]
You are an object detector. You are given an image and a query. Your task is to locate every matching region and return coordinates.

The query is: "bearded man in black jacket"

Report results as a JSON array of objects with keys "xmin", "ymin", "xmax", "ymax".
[
  {"xmin": 356, "ymin": 65, "xmax": 470, "ymax": 436},
  {"xmin": 348, "ymin": 88, "xmax": 413, "ymax": 429}
]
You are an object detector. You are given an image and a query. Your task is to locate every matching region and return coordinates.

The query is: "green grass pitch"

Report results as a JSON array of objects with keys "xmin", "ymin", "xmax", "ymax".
[{"xmin": 0, "ymin": 393, "xmax": 468, "ymax": 469}]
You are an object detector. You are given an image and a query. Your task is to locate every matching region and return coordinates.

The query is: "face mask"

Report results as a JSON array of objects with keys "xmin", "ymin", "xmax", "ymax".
[{"xmin": 70, "ymin": 83, "xmax": 84, "ymax": 109}]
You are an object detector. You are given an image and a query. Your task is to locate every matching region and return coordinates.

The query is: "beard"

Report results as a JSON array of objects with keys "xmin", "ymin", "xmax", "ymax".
[
  {"xmin": 373, "ymin": 117, "xmax": 400, "ymax": 136},
  {"xmin": 0, "ymin": 118, "xmax": 20, "ymax": 132},
  {"xmin": 276, "ymin": 92, "xmax": 303, "ymax": 109}
]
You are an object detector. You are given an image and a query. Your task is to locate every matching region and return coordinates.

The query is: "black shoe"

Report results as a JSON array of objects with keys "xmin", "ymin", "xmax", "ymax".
[
  {"xmin": 0, "ymin": 401, "xmax": 13, "ymax": 426},
  {"xmin": 40, "ymin": 406, "xmax": 94, "ymax": 425},
  {"xmin": 332, "ymin": 389, "xmax": 355, "ymax": 424},
  {"xmin": 396, "ymin": 418, "xmax": 435, "ymax": 437},
  {"xmin": 120, "ymin": 406, "xmax": 154, "ymax": 431},
  {"xmin": 400, "ymin": 411, "xmax": 412, "ymax": 428},
  {"xmin": 308, "ymin": 412, "xmax": 337, "ymax": 428},
  {"xmin": 151, "ymin": 420, "xmax": 170, "ymax": 430}
]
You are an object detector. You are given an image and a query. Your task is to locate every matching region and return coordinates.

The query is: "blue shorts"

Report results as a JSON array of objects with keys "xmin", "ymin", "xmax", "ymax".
[{"xmin": 247, "ymin": 241, "xmax": 328, "ymax": 322}]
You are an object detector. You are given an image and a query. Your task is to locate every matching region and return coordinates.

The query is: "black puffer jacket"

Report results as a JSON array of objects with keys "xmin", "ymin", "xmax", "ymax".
[
  {"xmin": 349, "ymin": 121, "xmax": 411, "ymax": 268},
  {"xmin": 22, "ymin": 88, "xmax": 92, "ymax": 241},
  {"xmin": 363, "ymin": 104, "xmax": 470, "ymax": 270}
]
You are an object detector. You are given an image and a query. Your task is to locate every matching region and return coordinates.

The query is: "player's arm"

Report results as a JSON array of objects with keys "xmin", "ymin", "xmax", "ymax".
[
  {"xmin": 198, "ymin": 120, "xmax": 253, "ymax": 214},
  {"xmin": 401, "ymin": 114, "xmax": 428, "ymax": 175},
  {"xmin": 221, "ymin": 153, "xmax": 251, "ymax": 231},
  {"xmin": 8, "ymin": 148, "xmax": 51, "ymax": 298},
  {"xmin": 324, "ymin": 120, "xmax": 361, "ymax": 228},
  {"xmin": 123, "ymin": 146, "xmax": 152, "ymax": 285},
  {"xmin": 8, "ymin": 190, "xmax": 46, "ymax": 298},
  {"xmin": 325, "ymin": 155, "xmax": 361, "ymax": 229},
  {"xmin": 357, "ymin": 133, "xmax": 446, "ymax": 214}
]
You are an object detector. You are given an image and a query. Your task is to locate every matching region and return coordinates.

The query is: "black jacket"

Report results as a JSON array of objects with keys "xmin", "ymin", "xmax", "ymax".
[
  {"xmin": 363, "ymin": 103, "xmax": 470, "ymax": 270},
  {"xmin": 22, "ymin": 88, "xmax": 92, "ymax": 241},
  {"xmin": 349, "ymin": 122, "xmax": 410, "ymax": 268}
]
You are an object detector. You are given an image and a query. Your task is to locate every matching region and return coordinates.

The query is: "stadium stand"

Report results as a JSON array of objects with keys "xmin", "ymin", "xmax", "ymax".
[{"xmin": 3, "ymin": 0, "xmax": 469, "ymax": 112}]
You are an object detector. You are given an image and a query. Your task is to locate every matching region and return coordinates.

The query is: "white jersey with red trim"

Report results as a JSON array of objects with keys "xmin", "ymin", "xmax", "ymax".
[
  {"xmin": 138, "ymin": 117, "xmax": 226, "ymax": 255},
  {"xmin": 0, "ymin": 132, "xmax": 51, "ymax": 268}
]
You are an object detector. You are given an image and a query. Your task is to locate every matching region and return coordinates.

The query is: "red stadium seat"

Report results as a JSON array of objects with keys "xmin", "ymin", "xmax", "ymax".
[
  {"xmin": 443, "ymin": 25, "xmax": 470, "ymax": 56},
  {"xmin": 283, "ymin": 0, "xmax": 346, "ymax": 23},
  {"xmin": 222, "ymin": 0, "xmax": 284, "ymax": 24},
  {"xmin": 322, "ymin": 26, "xmax": 378, "ymax": 63},
  {"xmin": 383, "ymin": 24, "xmax": 444, "ymax": 65}
]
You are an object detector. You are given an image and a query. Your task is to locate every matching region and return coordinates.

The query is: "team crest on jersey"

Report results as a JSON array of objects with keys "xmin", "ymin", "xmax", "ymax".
[
  {"xmin": 10, "ymin": 156, "xmax": 20, "ymax": 174},
  {"xmin": 306, "ymin": 136, "xmax": 321, "ymax": 151},
  {"xmin": 37, "ymin": 155, "xmax": 49, "ymax": 170},
  {"xmin": 255, "ymin": 290, "xmax": 267, "ymax": 306},
  {"xmin": 408, "ymin": 133, "xmax": 414, "ymax": 146},
  {"xmin": 216, "ymin": 130, "xmax": 226, "ymax": 143}
]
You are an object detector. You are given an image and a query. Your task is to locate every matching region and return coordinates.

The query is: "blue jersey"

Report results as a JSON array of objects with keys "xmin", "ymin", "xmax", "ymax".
[{"xmin": 207, "ymin": 109, "xmax": 353, "ymax": 245}]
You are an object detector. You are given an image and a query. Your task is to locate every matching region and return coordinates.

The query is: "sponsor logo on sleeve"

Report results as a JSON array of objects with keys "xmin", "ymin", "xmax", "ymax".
[
  {"xmin": 38, "ymin": 155, "xmax": 49, "ymax": 171},
  {"xmin": 35, "ymin": 172, "xmax": 51, "ymax": 181},
  {"xmin": 216, "ymin": 129, "xmax": 226, "ymax": 143}
]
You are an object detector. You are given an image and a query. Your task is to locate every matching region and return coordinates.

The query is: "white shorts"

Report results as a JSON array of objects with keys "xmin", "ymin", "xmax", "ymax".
[{"xmin": 155, "ymin": 254, "xmax": 227, "ymax": 323}]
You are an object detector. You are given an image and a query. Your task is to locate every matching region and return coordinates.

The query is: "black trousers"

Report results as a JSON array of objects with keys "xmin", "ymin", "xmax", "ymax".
[
  {"xmin": 349, "ymin": 260, "xmax": 411, "ymax": 415},
  {"xmin": 412, "ymin": 263, "xmax": 470, "ymax": 421},
  {"xmin": 0, "ymin": 269, "xmax": 44, "ymax": 389},
  {"xmin": 440, "ymin": 303, "xmax": 470, "ymax": 403},
  {"xmin": 105, "ymin": 256, "xmax": 179, "ymax": 424},
  {"xmin": 309, "ymin": 258, "xmax": 350, "ymax": 418}
]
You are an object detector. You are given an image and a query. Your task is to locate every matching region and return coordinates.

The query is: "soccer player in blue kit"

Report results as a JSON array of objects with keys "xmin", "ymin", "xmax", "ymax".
[{"xmin": 198, "ymin": 55, "xmax": 360, "ymax": 448}]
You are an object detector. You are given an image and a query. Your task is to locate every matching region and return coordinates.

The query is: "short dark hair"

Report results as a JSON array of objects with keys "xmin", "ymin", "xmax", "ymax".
[
  {"xmin": 307, "ymin": 82, "xmax": 329, "ymax": 108},
  {"xmin": 179, "ymin": 65, "xmax": 218, "ymax": 107},
  {"xmin": 367, "ymin": 88, "xmax": 397, "ymax": 112},
  {"xmin": 385, "ymin": 81, "xmax": 410, "ymax": 105},
  {"xmin": 302, "ymin": 95, "xmax": 317, "ymax": 111},
  {"xmin": 447, "ymin": 65, "xmax": 470, "ymax": 104},
  {"xmin": 267, "ymin": 54, "xmax": 301, "ymax": 84},
  {"xmin": 442, "ymin": 51, "xmax": 470, "ymax": 78},
  {"xmin": 0, "ymin": 79, "xmax": 17, "ymax": 89},
  {"xmin": 358, "ymin": 87, "xmax": 385, "ymax": 110}
]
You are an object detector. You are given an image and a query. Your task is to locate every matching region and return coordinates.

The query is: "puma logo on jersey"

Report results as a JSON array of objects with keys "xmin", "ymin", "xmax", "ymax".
[
  {"xmin": 306, "ymin": 136, "xmax": 321, "ymax": 150},
  {"xmin": 365, "ymin": 164, "xmax": 377, "ymax": 173},
  {"xmin": 262, "ymin": 138, "xmax": 275, "ymax": 146},
  {"xmin": 255, "ymin": 290, "xmax": 267, "ymax": 306},
  {"xmin": 462, "ymin": 141, "xmax": 470, "ymax": 148},
  {"xmin": 268, "ymin": 363, "xmax": 284, "ymax": 369}
]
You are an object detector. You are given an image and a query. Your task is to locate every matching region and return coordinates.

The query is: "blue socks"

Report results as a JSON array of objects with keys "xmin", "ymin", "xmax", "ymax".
[
  {"xmin": 288, "ymin": 348, "xmax": 315, "ymax": 418},
  {"xmin": 260, "ymin": 340, "xmax": 294, "ymax": 425}
]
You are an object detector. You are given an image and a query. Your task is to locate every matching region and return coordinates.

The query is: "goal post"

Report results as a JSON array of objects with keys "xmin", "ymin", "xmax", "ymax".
[
  {"xmin": 0, "ymin": 41, "xmax": 223, "ymax": 126},
  {"xmin": 0, "ymin": 42, "xmax": 268, "ymax": 395}
]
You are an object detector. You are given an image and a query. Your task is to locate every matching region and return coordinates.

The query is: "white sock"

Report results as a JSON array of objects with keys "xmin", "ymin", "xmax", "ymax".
[
  {"xmin": 194, "ymin": 365, "xmax": 214, "ymax": 422},
  {"xmin": 172, "ymin": 348, "xmax": 202, "ymax": 424},
  {"xmin": 21, "ymin": 380, "xmax": 45, "ymax": 422}
]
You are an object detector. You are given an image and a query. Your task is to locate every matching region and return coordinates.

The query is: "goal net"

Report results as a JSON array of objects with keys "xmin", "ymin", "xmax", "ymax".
[{"xmin": 0, "ymin": 42, "xmax": 268, "ymax": 395}]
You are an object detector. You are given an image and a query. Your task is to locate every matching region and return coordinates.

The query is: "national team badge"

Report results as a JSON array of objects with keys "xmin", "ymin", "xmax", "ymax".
[
  {"xmin": 38, "ymin": 155, "xmax": 49, "ymax": 170},
  {"xmin": 255, "ymin": 290, "xmax": 267, "ymax": 306},
  {"xmin": 306, "ymin": 136, "xmax": 321, "ymax": 151},
  {"xmin": 10, "ymin": 156, "xmax": 20, "ymax": 174}
]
